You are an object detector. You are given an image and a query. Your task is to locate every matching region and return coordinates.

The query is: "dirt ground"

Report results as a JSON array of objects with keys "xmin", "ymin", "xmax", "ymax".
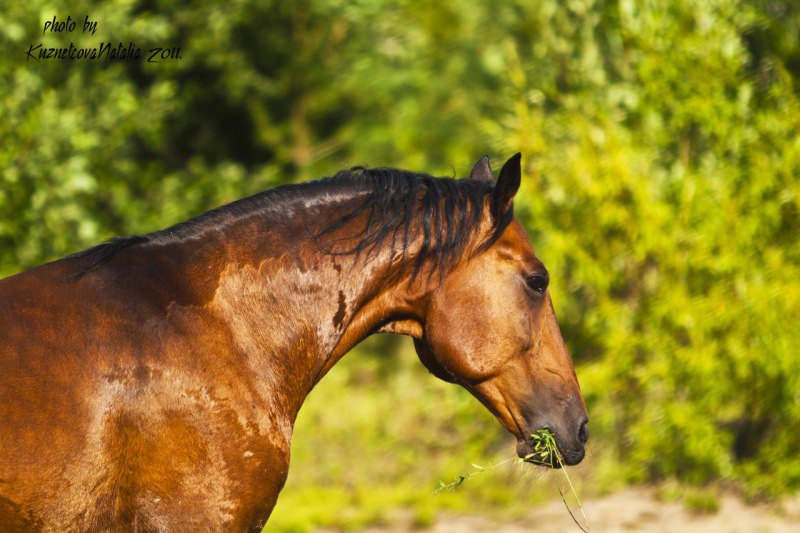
[{"xmin": 353, "ymin": 488, "xmax": 800, "ymax": 532}]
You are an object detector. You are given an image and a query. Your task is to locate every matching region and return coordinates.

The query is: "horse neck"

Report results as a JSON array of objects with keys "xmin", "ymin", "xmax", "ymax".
[{"xmin": 190, "ymin": 198, "xmax": 431, "ymax": 421}]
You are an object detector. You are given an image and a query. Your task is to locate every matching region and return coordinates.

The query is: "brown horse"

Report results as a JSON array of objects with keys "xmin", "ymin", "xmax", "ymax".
[{"xmin": 0, "ymin": 154, "xmax": 587, "ymax": 531}]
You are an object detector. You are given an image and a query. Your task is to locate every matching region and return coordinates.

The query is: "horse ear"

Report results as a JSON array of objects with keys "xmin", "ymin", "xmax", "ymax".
[
  {"xmin": 491, "ymin": 152, "xmax": 522, "ymax": 219},
  {"xmin": 469, "ymin": 155, "xmax": 494, "ymax": 183}
]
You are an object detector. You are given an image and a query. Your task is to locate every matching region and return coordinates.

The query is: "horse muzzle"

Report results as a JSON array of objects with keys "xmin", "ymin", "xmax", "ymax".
[{"xmin": 516, "ymin": 417, "xmax": 589, "ymax": 467}]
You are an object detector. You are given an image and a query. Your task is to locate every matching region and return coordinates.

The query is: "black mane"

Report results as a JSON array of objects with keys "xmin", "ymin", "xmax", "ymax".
[
  {"xmin": 316, "ymin": 167, "xmax": 512, "ymax": 279},
  {"xmin": 69, "ymin": 166, "xmax": 513, "ymax": 279}
]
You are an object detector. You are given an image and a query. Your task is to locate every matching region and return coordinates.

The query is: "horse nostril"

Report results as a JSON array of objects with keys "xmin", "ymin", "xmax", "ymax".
[{"xmin": 577, "ymin": 420, "xmax": 589, "ymax": 445}]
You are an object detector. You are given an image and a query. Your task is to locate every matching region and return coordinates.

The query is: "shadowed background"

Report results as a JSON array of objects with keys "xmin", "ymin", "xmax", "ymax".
[{"xmin": 1, "ymin": 0, "xmax": 799, "ymax": 530}]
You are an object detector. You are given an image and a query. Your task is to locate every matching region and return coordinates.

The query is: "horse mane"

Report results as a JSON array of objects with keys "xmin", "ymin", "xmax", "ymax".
[
  {"xmin": 68, "ymin": 235, "xmax": 151, "ymax": 276},
  {"xmin": 317, "ymin": 167, "xmax": 512, "ymax": 279},
  {"xmin": 68, "ymin": 166, "xmax": 513, "ymax": 279}
]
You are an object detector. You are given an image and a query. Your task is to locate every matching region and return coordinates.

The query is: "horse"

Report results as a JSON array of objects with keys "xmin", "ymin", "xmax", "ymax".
[{"xmin": 0, "ymin": 153, "xmax": 588, "ymax": 531}]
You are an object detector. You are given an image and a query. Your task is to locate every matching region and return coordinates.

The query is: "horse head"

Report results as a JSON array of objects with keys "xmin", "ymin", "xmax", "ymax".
[{"xmin": 412, "ymin": 154, "xmax": 589, "ymax": 466}]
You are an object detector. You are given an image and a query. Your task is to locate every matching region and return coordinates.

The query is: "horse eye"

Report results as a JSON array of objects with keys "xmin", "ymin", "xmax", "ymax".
[{"xmin": 526, "ymin": 272, "xmax": 549, "ymax": 294}]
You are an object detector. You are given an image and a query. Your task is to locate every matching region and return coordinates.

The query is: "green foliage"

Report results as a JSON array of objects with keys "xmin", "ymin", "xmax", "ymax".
[
  {"xmin": 502, "ymin": 0, "xmax": 800, "ymax": 499},
  {"xmin": 683, "ymin": 487, "xmax": 721, "ymax": 515},
  {"xmin": 2, "ymin": 0, "xmax": 799, "ymax": 528}
]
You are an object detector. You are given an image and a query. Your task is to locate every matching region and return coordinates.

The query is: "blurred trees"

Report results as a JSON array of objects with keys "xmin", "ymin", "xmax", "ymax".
[{"xmin": 1, "ymin": 0, "xmax": 798, "ymax": 507}]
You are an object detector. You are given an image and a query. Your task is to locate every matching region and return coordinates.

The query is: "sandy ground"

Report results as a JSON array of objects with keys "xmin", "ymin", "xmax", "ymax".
[{"xmin": 348, "ymin": 488, "xmax": 800, "ymax": 533}]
